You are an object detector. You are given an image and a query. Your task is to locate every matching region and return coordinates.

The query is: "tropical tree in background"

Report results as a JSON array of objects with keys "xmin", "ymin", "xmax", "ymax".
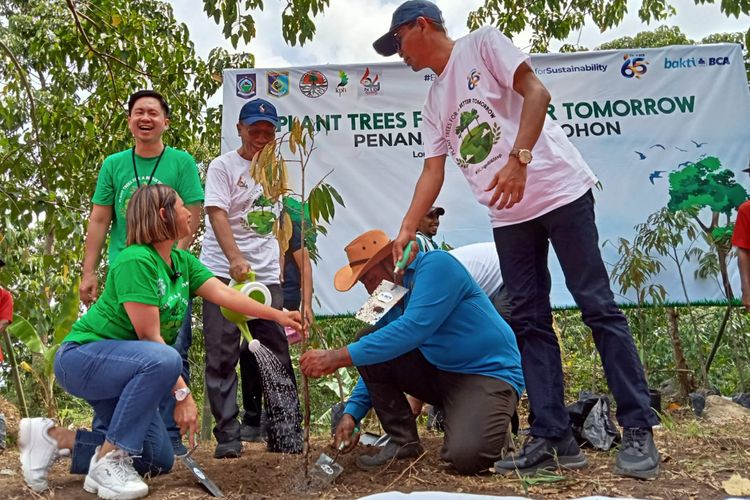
[
  {"xmin": 1, "ymin": 0, "xmax": 245, "ymax": 412},
  {"xmin": 467, "ymin": 0, "xmax": 750, "ymax": 52},
  {"xmin": 201, "ymin": 0, "xmax": 329, "ymax": 47}
]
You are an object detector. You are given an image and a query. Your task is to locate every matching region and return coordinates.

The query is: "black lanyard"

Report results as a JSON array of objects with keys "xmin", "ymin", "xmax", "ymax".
[{"xmin": 132, "ymin": 146, "xmax": 167, "ymax": 187}]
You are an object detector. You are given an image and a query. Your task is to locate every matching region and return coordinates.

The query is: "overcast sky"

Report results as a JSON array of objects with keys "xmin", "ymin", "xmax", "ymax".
[{"xmin": 170, "ymin": 0, "xmax": 748, "ymax": 69}]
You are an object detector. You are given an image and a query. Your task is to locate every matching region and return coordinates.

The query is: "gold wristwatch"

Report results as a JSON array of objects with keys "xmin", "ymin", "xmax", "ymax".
[{"xmin": 510, "ymin": 148, "xmax": 533, "ymax": 165}]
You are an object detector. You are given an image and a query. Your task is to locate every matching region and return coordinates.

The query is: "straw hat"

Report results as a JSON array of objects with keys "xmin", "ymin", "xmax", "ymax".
[{"xmin": 334, "ymin": 229, "xmax": 393, "ymax": 291}]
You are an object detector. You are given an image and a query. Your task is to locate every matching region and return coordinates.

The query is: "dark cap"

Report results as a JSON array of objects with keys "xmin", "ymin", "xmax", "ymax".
[
  {"xmin": 373, "ymin": 0, "xmax": 445, "ymax": 56},
  {"xmin": 239, "ymin": 98, "xmax": 279, "ymax": 127},
  {"xmin": 428, "ymin": 206, "xmax": 445, "ymax": 216}
]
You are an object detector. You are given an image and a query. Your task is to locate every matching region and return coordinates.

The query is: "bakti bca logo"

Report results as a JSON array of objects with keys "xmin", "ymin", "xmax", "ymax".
[
  {"xmin": 621, "ymin": 53, "xmax": 649, "ymax": 79},
  {"xmin": 359, "ymin": 68, "xmax": 381, "ymax": 96}
]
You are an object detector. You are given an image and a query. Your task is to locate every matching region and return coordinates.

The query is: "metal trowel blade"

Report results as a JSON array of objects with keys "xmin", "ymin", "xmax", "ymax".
[
  {"xmin": 179, "ymin": 454, "xmax": 224, "ymax": 497},
  {"xmin": 311, "ymin": 452, "xmax": 344, "ymax": 484},
  {"xmin": 355, "ymin": 280, "xmax": 408, "ymax": 325}
]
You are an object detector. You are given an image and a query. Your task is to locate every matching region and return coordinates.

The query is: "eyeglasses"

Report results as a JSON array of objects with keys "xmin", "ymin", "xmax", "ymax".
[{"xmin": 393, "ymin": 22, "xmax": 417, "ymax": 52}]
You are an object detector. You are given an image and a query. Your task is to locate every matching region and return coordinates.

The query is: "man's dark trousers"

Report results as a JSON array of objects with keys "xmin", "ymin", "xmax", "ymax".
[
  {"xmin": 357, "ymin": 343, "xmax": 517, "ymax": 474},
  {"xmin": 203, "ymin": 280, "xmax": 298, "ymax": 443},
  {"xmin": 493, "ymin": 189, "xmax": 658, "ymax": 439}
]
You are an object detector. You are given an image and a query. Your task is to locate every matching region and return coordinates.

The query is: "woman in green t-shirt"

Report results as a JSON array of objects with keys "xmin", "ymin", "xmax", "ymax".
[{"xmin": 19, "ymin": 185, "xmax": 302, "ymax": 499}]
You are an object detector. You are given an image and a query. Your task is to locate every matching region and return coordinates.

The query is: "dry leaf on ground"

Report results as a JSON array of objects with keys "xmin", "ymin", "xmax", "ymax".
[{"xmin": 723, "ymin": 473, "xmax": 750, "ymax": 496}]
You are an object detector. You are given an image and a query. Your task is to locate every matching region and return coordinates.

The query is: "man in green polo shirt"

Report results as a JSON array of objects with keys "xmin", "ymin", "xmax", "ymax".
[
  {"xmin": 79, "ymin": 90, "xmax": 204, "ymax": 455},
  {"xmin": 80, "ymin": 90, "xmax": 203, "ymax": 287}
]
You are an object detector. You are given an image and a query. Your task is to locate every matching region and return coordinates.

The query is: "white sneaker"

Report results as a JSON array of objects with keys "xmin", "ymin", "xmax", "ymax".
[
  {"xmin": 84, "ymin": 446, "xmax": 148, "ymax": 500},
  {"xmin": 19, "ymin": 417, "xmax": 60, "ymax": 492}
]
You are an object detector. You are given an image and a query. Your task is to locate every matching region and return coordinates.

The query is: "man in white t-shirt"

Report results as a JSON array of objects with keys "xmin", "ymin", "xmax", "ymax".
[
  {"xmin": 200, "ymin": 99, "xmax": 302, "ymax": 458},
  {"xmin": 450, "ymin": 242, "xmax": 509, "ymax": 321},
  {"xmin": 374, "ymin": 0, "xmax": 659, "ymax": 480}
]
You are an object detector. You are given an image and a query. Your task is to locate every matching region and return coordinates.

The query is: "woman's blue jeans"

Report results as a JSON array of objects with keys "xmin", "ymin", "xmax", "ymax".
[{"xmin": 55, "ymin": 340, "xmax": 181, "ymax": 475}]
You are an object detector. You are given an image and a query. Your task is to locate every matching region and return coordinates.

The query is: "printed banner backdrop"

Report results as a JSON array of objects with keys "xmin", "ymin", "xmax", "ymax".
[{"xmin": 222, "ymin": 44, "xmax": 750, "ymax": 315}]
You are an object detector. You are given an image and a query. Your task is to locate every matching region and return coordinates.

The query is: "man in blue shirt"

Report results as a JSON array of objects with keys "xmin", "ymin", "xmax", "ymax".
[{"xmin": 300, "ymin": 230, "xmax": 525, "ymax": 474}]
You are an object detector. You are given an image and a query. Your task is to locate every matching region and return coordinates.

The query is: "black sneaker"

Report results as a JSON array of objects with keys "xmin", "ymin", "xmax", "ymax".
[
  {"xmin": 213, "ymin": 440, "xmax": 242, "ymax": 459},
  {"xmin": 614, "ymin": 428, "xmax": 660, "ymax": 480},
  {"xmin": 240, "ymin": 424, "xmax": 265, "ymax": 443},
  {"xmin": 355, "ymin": 441, "xmax": 424, "ymax": 471},
  {"xmin": 493, "ymin": 432, "xmax": 588, "ymax": 475}
]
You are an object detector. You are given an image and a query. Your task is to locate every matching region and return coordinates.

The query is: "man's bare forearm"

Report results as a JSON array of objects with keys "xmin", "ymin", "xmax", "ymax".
[
  {"xmin": 512, "ymin": 88, "xmax": 549, "ymax": 152},
  {"xmin": 401, "ymin": 156, "xmax": 445, "ymax": 233},
  {"xmin": 206, "ymin": 207, "xmax": 243, "ymax": 262},
  {"xmin": 82, "ymin": 207, "xmax": 112, "ymax": 275}
]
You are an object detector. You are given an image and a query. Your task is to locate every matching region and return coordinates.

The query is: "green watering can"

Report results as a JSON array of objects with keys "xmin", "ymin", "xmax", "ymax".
[{"xmin": 220, "ymin": 272, "xmax": 272, "ymax": 348}]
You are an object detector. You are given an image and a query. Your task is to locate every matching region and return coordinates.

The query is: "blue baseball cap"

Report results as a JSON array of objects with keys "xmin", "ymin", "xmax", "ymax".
[
  {"xmin": 373, "ymin": 0, "xmax": 445, "ymax": 56},
  {"xmin": 238, "ymin": 98, "xmax": 278, "ymax": 127}
]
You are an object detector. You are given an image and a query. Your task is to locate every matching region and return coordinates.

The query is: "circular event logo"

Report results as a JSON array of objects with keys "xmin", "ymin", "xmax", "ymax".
[{"xmin": 299, "ymin": 70, "xmax": 328, "ymax": 98}]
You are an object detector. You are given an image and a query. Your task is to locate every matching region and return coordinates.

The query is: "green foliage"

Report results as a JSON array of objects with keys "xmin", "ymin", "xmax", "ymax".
[
  {"xmin": 558, "ymin": 306, "xmax": 750, "ymax": 397},
  {"xmin": 468, "ymin": 0, "xmax": 665, "ymax": 52},
  {"xmin": 7, "ymin": 317, "xmax": 44, "ymax": 355},
  {"xmin": 202, "ymin": 0, "xmax": 329, "ymax": 48},
  {"xmin": 277, "ymin": 120, "xmax": 345, "ymax": 264},
  {"xmin": 598, "ymin": 25, "xmax": 692, "ymax": 50},
  {"xmin": 1, "ymin": 0, "xmax": 220, "ymax": 321},
  {"xmin": 605, "ymin": 237, "xmax": 666, "ymax": 306},
  {"xmin": 604, "ymin": 236, "xmax": 666, "ymax": 369},
  {"xmin": 468, "ymin": 1, "xmax": 748, "ymax": 53},
  {"xmin": 0, "ymin": 0, "xmax": 248, "ymax": 419},
  {"xmin": 6, "ymin": 290, "xmax": 73, "ymax": 418}
]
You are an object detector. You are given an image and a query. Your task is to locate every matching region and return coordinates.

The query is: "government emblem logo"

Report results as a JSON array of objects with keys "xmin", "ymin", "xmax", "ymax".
[
  {"xmin": 267, "ymin": 71, "xmax": 290, "ymax": 97},
  {"xmin": 236, "ymin": 73, "xmax": 257, "ymax": 99},
  {"xmin": 299, "ymin": 70, "xmax": 328, "ymax": 98}
]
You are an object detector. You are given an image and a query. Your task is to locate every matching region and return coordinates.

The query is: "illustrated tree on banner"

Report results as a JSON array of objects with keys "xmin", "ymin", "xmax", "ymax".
[
  {"xmin": 667, "ymin": 156, "xmax": 748, "ymax": 300},
  {"xmin": 666, "ymin": 156, "xmax": 748, "ymax": 378}
]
